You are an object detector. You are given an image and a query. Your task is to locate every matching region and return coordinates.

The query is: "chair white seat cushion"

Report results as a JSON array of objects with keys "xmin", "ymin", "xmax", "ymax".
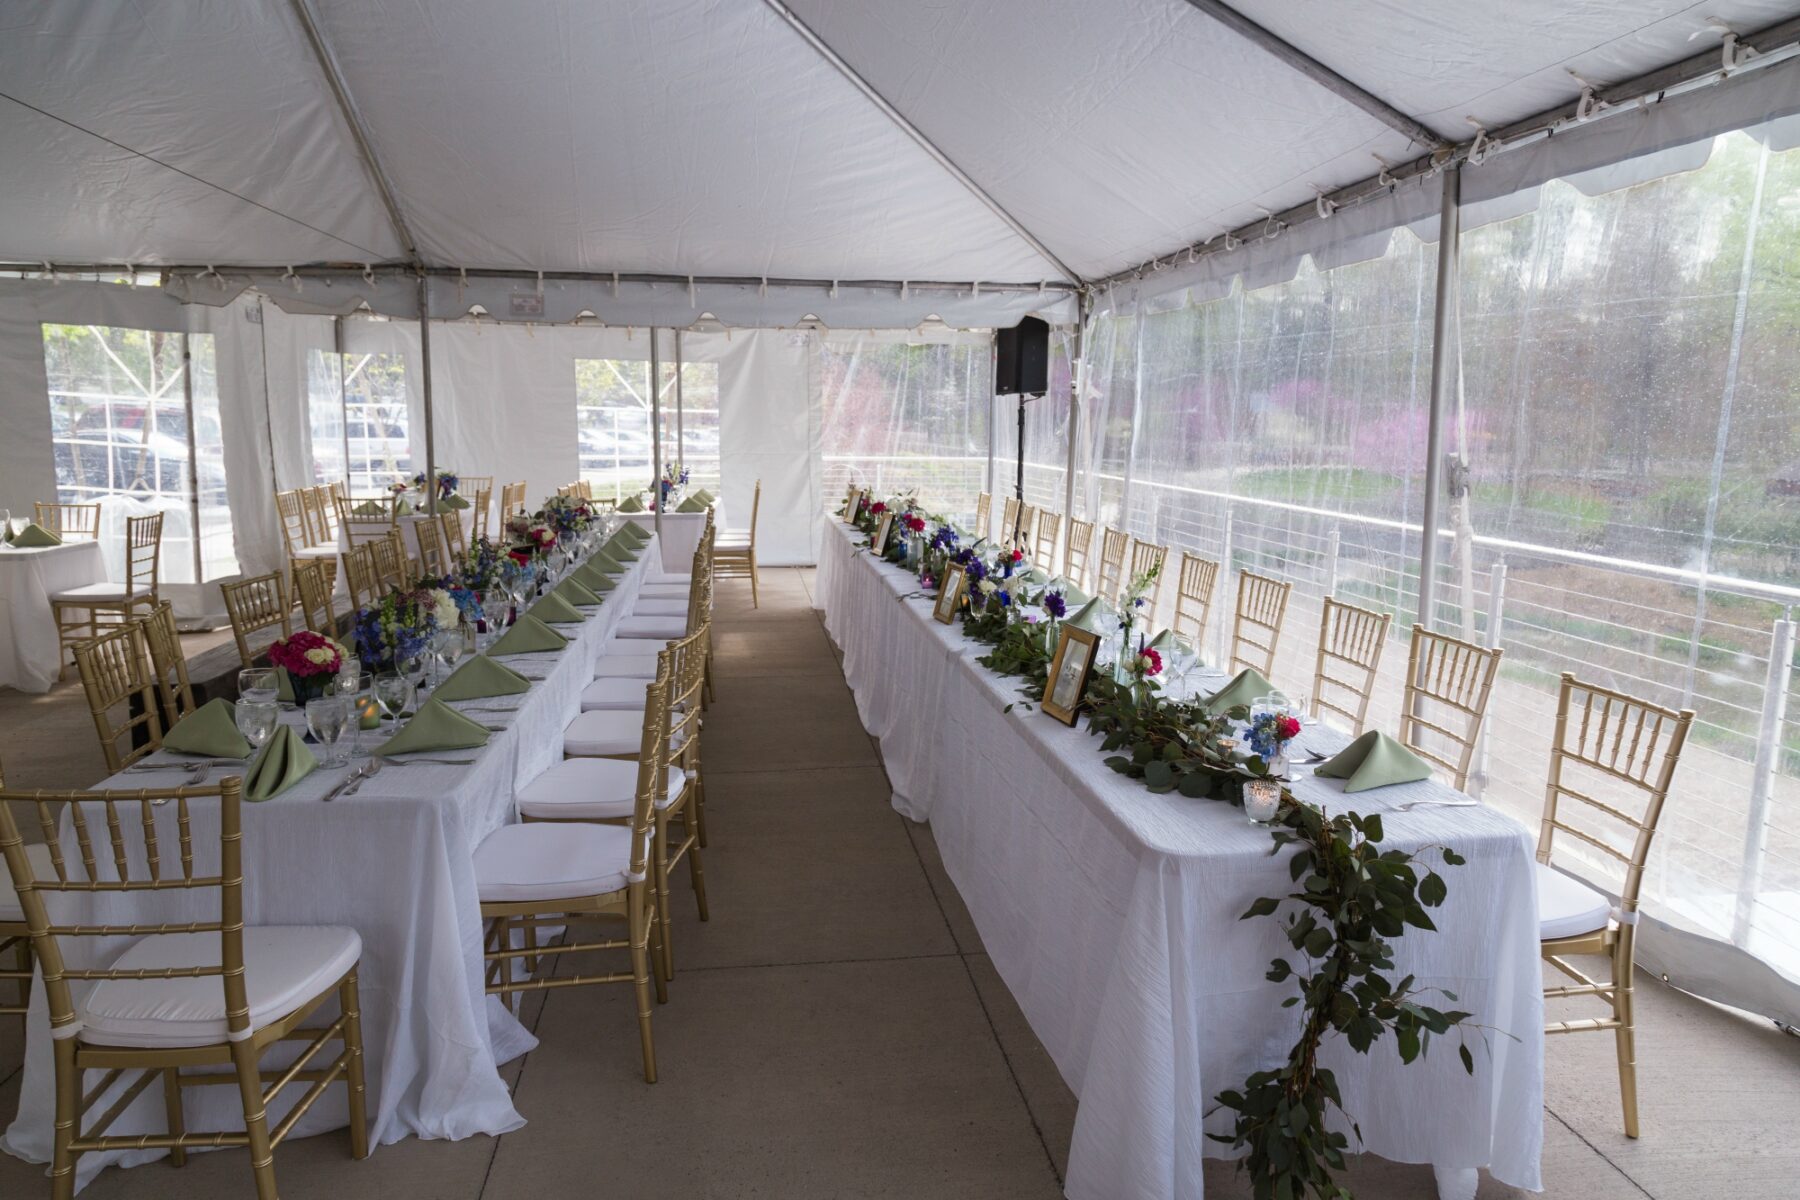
[
  {"xmin": 616, "ymin": 615, "xmax": 688, "ymax": 640},
  {"xmin": 475, "ymin": 822, "xmax": 638, "ymax": 903},
  {"xmin": 293, "ymin": 546, "xmax": 339, "ymax": 560},
  {"xmin": 50, "ymin": 582, "xmax": 151, "ymax": 604},
  {"xmin": 633, "ymin": 598, "xmax": 689, "ymax": 616},
  {"xmin": 1, "ymin": 842, "xmax": 58, "ymax": 923},
  {"xmin": 564, "ymin": 708, "xmax": 687, "ymax": 757},
  {"xmin": 518, "ymin": 758, "xmax": 687, "ymax": 820},
  {"xmin": 581, "ymin": 677, "xmax": 656, "ymax": 710},
  {"xmin": 593, "ymin": 651, "xmax": 660, "ymax": 679},
  {"xmin": 80, "ymin": 927, "xmax": 361, "ymax": 1048},
  {"xmin": 714, "ymin": 535, "xmax": 752, "ymax": 550},
  {"xmin": 1536, "ymin": 863, "xmax": 1613, "ymax": 940}
]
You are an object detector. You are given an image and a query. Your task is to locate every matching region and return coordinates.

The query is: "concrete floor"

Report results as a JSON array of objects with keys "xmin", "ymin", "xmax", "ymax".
[{"xmin": 1, "ymin": 567, "xmax": 1795, "ymax": 1198}]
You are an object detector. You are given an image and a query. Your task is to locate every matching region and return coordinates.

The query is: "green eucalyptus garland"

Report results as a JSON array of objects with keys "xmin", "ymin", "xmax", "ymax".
[{"xmin": 859, "ymin": 519, "xmax": 1484, "ymax": 1199}]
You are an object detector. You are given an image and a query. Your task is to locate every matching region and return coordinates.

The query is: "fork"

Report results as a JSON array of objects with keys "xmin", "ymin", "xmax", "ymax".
[
  {"xmin": 386, "ymin": 756, "xmax": 478, "ymax": 766},
  {"xmin": 1391, "ymin": 798, "xmax": 1481, "ymax": 812},
  {"xmin": 339, "ymin": 757, "xmax": 385, "ymax": 798}
]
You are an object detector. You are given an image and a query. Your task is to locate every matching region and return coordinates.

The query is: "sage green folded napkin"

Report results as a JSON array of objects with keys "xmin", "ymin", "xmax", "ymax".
[
  {"xmin": 1019, "ymin": 566, "xmax": 1050, "ymax": 588},
  {"xmin": 602, "ymin": 534, "xmax": 641, "ymax": 561},
  {"xmin": 616, "ymin": 523, "xmax": 650, "ymax": 544},
  {"xmin": 395, "ymin": 498, "xmax": 413, "ymax": 516},
  {"xmin": 277, "ymin": 668, "xmax": 293, "ymax": 703},
  {"xmin": 571, "ymin": 562, "xmax": 617, "ymax": 592},
  {"xmin": 11, "ymin": 522, "xmax": 62, "ymax": 548},
  {"xmin": 377, "ymin": 697, "xmax": 490, "ymax": 755},
  {"xmin": 529, "ymin": 591, "xmax": 586, "ymax": 624},
  {"xmin": 442, "ymin": 494, "xmax": 470, "ymax": 509},
  {"xmin": 488, "ymin": 614, "xmax": 568, "ymax": 656},
  {"xmin": 589, "ymin": 550, "xmax": 626, "ymax": 575},
  {"xmin": 1049, "ymin": 576, "xmax": 1091, "ymax": 607},
  {"xmin": 617, "ymin": 495, "xmax": 644, "ymax": 513},
  {"xmin": 554, "ymin": 577, "xmax": 602, "ymax": 607},
  {"xmin": 162, "ymin": 698, "xmax": 252, "ymax": 759},
  {"xmin": 243, "ymin": 726, "xmax": 318, "ymax": 801},
  {"xmin": 433, "ymin": 654, "xmax": 531, "ymax": 700},
  {"xmin": 1067, "ymin": 597, "xmax": 1114, "ymax": 635},
  {"xmin": 1146, "ymin": 628, "xmax": 1183, "ymax": 656},
  {"xmin": 1314, "ymin": 730, "xmax": 1433, "ymax": 793},
  {"xmin": 351, "ymin": 500, "xmax": 385, "ymax": 516},
  {"xmin": 1203, "ymin": 668, "xmax": 1277, "ymax": 714},
  {"xmin": 675, "ymin": 495, "xmax": 708, "ymax": 512},
  {"xmin": 693, "ymin": 488, "xmax": 714, "ymax": 504}
]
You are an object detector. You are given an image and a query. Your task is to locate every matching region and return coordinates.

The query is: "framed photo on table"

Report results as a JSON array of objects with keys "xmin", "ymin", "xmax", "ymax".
[
  {"xmin": 933, "ymin": 562, "xmax": 968, "ymax": 624},
  {"xmin": 871, "ymin": 511, "xmax": 896, "ymax": 556},
  {"xmin": 843, "ymin": 487, "xmax": 862, "ymax": 521},
  {"xmin": 1043, "ymin": 624, "xmax": 1100, "ymax": 726}
]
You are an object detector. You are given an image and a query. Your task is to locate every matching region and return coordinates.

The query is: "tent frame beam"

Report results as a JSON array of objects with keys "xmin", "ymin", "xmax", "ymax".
[
  {"xmin": 761, "ymin": 0, "xmax": 1081, "ymax": 286},
  {"xmin": 286, "ymin": 0, "xmax": 422, "ymax": 267},
  {"xmin": 1180, "ymin": 0, "xmax": 1446, "ymax": 152},
  {"xmin": 1092, "ymin": 12, "xmax": 1800, "ymax": 293}
]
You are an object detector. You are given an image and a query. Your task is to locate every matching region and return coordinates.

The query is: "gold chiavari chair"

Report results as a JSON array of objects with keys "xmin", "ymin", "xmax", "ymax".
[
  {"xmin": 1094, "ymin": 526, "xmax": 1130, "ymax": 601},
  {"xmin": 0, "ymin": 753, "xmax": 56, "ymax": 1027},
  {"xmin": 1537, "ymin": 673, "xmax": 1693, "ymax": 1139},
  {"xmin": 71, "ymin": 622, "xmax": 164, "ymax": 772},
  {"xmin": 472, "ymin": 483, "xmax": 495, "ymax": 542},
  {"xmin": 33, "ymin": 502, "xmax": 102, "ymax": 542},
  {"xmin": 714, "ymin": 479, "xmax": 760, "ymax": 608},
  {"xmin": 51, "ymin": 512, "xmax": 163, "ymax": 674},
  {"xmin": 556, "ymin": 484, "xmax": 577, "ymax": 499},
  {"xmin": 369, "ymin": 531, "xmax": 411, "ymax": 591},
  {"xmin": 220, "ymin": 572, "xmax": 292, "ymax": 670},
  {"xmin": 461, "ymin": 475, "xmax": 494, "ymax": 503},
  {"xmin": 301, "ymin": 486, "xmax": 336, "ymax": 546},
  {"xmin": 139, "ymin": 599, "xmax": 198, "ymax": 729},
  {"xmin": 1063, "ymin": 518, "xmax": 1095, "ymax": 589},
  {"xmin": 1398, "ymin": 626, "xmax": 1502, "ymax": 792},
  {"xmin": 473, "ymin": 682, "xmax": 664, "ymax": 1081},
  {"xmin": 1172, "ymin": 552, "xmax": 1219, "ymax": 644},
  {"xmin": 1013, "ymin": 503, "xmax": 1037, "ymax": 551},
  {"xmin": 592, "ymin": 496, "xmax": 617, "ymax": 514},
  {"xmin": 293, "ymin": 557, "xmax": 336, "ymax": 636},
  {"xmin": 342, "ymin": 543, "xmax": 383, "ymax": 613},
  {"xmin": 1126, "ymin": 540, "xmax": 1168, "ymax": 612},
  {"xmin": 1229, "ymin": 570, "xmax": 1292, "ymax": 677},
  {"xmin": 974, "ymin": 492, "xmax": 992, "ymax": 540},
  {"xmin": 999, "ymin": 496, "xmax": 1020, "ymax": 547},
  {"xmin": 501, "ymin": 481, "xmax": 528, "ymax": 520},
  {"xmin": 0, "ymin": 778, "xmax": 369, "ymax": 1198},
  {"xmin": 334, "ymin": 494, "xmax": 397, "ymax": 549},
  {"xmin": 280, "ymin": 488, "xmax": 340, "ymax": 594},
  {"xmin": 578, "ymin": 481, "xmax": 595, "ymax": 501},
  {"xmin": 1311, "ymin": 597, "xmax": 1392, "ymax": 735},
  {"xmin": 440, "ymin": 510, "xmax": 468, "ymax": 560},
  {"xmin": 275, "ymin": 489, "xmax": 312, "ymax": 558},
  {"xmin": 1032, "ymin": 510, "xmax": 1062, "ymax": 571},
  {"xmin": 414, "ymin": 515, "xmax": 450, "ymax": 579}
]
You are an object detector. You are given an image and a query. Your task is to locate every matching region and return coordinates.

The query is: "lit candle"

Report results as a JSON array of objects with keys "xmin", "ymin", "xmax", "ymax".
[{"xmin": 1243, "ymin": 779, "xmax": 1281, "ymax": 824}]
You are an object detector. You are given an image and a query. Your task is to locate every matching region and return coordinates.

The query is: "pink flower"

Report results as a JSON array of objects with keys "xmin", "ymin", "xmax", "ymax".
[
  {"xmin": 1010, "ymin": 549, "xmax": 1023, "ymax": 563},
  {"xmin": 1135, "ymin": 648, "xmax": 1163, "ymax": 677},
  {"xmin": 1275, "ymin": 714, "xmax": 1302, "ymax": 740},
  {"xmin": 870, "ymin": 501, "xmax": 888, "ymax": 515},
  {"xmin": 268, "ymin": 630, "xmax": 343, "ymax": 678}
]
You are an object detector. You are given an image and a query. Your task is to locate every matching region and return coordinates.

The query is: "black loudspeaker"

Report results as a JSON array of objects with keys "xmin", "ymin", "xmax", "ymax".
[{"xmin": 995, "ymin": 315, "xmax": 1050, "ymax": 396}]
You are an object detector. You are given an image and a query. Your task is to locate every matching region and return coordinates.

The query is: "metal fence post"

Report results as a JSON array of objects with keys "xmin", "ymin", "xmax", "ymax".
[
  {"xmin": 1324, "ymin": 527, "xmax": 1341, "ymax": 598},
  {"xmin": 1735, "ymin": 611, "xmax": 1795, "ymax": 947},
  {"xmin": 1217, "ymin": 500, "xmax": 1235, "ymax": 665},
  {"xmin": 1471, "ymin": 558, "xmax": 1507, "ymax": 798}
]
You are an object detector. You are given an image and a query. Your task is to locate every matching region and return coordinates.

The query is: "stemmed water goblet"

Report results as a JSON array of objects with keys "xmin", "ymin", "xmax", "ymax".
[
  {"xmin": 305, "ymin": 696, "xmax": 353, "ymax": 767},
  {"xmin": 234, "ymin": 699, "xmax": 278, "ymax": 754},
  {"xmin": 373, "ymin": 670, "xmax": 415, "ymax": 739},
  {"xmin": 238, "ymin": 667, "xmax": 279, "ymax": 706}
]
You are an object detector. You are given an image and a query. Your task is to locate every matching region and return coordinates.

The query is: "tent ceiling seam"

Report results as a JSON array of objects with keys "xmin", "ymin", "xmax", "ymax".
[
  {"xmin": 760, "ymin": 0, "xmax": 1082, "ymax": 287},
  {"xmin": 0, "ymin": 89, "xmax": 388, "ymax": 261},
  {"xmin": 285, "ymin": 0, "xmax": 422, "ymax": 267},
  {"xmin": 1180, "ymin": 0, "xmax": 1448, "ymax": 152}
]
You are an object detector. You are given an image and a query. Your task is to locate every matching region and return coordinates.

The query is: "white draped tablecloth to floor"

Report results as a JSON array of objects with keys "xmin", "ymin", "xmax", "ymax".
[
  {"xmin": 814, "ymin": 517, "xmax": 1544, "ymax": 1200},
  {"xmin": 0, "ymin": 540, "xmax": 106, "ymax": 694},
  {"xmin": 3, "ymin": 534, "xmax": 654, "ymax": 1191},
  {"xmin": 624, "ymin": 510, "xmax": 713, "ymax": 574}
]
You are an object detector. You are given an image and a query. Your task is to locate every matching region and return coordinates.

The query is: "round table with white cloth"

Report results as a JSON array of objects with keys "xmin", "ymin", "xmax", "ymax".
[{"xmin": 0, "ymin": 539, "xmax": 106, "ymax": 693}]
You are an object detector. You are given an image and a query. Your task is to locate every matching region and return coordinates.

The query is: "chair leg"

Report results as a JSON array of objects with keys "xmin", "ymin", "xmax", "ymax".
[
  {"xmin": 748, "ymin": 551, "xmax": 759, "ymax": 608},
  {"xmin": 523, "ymin": 920, "xmax": 540, "ymax": 979},
  {"xmin": 340, "ymin": 970, "xmax": 371, "ymax": 1160},
  {"xmin": 648, "ymin": 899, "xmax": 669, "ymax": 1006},
  {"xmin": 631, "ymin": 887, "xmax": 657, "ymax": 1083},
  {"xmin": 51, "ymin": 1037, "xmax": 79, "ymax": 1200},
  {"xmin": 163, "ymin": 1067, "xmax": 187, "ymax": 1167},
  {"xmin": 228, "ymin": 1037, "xmax": 280, "ymax": 1200},
  {"xmin": 686, "ymin": 824, "xmax": 710, "ymax": 923},
  {"xmin": 1616, "ymin": 967, "xmax": 1640, "ymax": 1138},
  {"xmin": 653, "ymin": 818, "xmax": 675, "ymax": 986},
  {"xmin": 692, "ymin": 771, "xmax": 709, "ymax": 849}
]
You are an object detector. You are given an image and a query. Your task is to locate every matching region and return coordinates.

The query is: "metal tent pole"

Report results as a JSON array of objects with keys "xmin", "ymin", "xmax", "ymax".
[
  {"xmin": 674, "ymin": 329, "xmax": 686, "ymax": 478},
  {"xmin": 1417, "ymin": 165, "xmax": 1460, "ymax": 632},
  {"xmin": 417, "ymin": 275, "xmax": 437, "ymax": 516},
  {"xmin": 1064, "ymin": 295, "xmax": 1087, "ymax": 524},
  {"xmin": 650, "ymin": 328, "xmax": 663, "ymax": 542}
]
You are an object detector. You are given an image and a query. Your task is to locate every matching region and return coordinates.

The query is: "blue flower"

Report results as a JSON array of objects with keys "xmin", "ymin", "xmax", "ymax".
[
  {"xmin": 1042, "ymin": 590, "xmax": 1067, "ymax": 619},
  {"xmin": 997, "ymin": 589, "xmax": 1012, "ymax": 608}
]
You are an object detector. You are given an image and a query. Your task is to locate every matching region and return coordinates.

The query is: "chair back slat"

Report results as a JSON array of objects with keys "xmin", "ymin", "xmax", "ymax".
[
  {"xmin": 72, "ymin": 623, "xmax": 165, "ymax": 772},
  {"xmin": 1172, "ymin": 552, "xmax": 1219, "ymax": 644},
  {"xmin": 974, "ymin": 492, "xmax": 992, "ymax": 540},
  {"xmin": 1229, "ymin": 570, "xmax": 1292, "ymax": 677},
  {"xmin": 343, "ymin": 543, "xmax": 383, "ymax": 613},
  {"xmin": 1063, "ymin": 519, "xmax": 1095, "ymax": 588},
  {"xmin": 1094, "ymin": 526, "xmax": 1130, "ymax": 601},
  {"xmin": 139, "ymin": 599, "xmax": 197, "ymax": 725},
  {"xmin": 35, "ymin": 501, "xmax": 103, "ymax": 542},
  {"xmin": 1126, "ymin": 540, "xmax": 1168, "ymax": 614},
  {"xmin": 302, "ymin": 486, "xmax": 337, "ymax": 545},
  {"xmin": 441, "ymin": 510, "xmax": 468, "ymax": 559},
  {"xmin": 414, "ymin": 517, "xmax": 449, "ymax": 578},
  {"xmin": 275, "ymin": 490, "xmax": 312, "ymax": 555},
  {"xmin": 1311, "ymin": 596, "xmax": 1392, "ymax": 735},
  {"xmin": 1399, "ymin": 625, "xmax": 1503, "ymax": 792},
  {"xmin": 293, "ymin": 558, "xmax": 336, "ymax": 635},
  {"xmin": 220, "ymin": 572, "xmax": 292, "ymax": 669},
  {"xmin": 1000, "ymin": 496, "xmax": 1020, "ymax": 546},
  {"xmin": 472, "ymin": 484, "xmax": 495, "ymax": 543},
  {"xmin": 369, "ymin": 531, "xmax": 410, "ymax": 590},
  {"xmin": 123, "ymin": 513, "xmax": 164, "ymax": 597},
  {"xmin": 1032, "ymin": 511, "xmax": 1061, "ymax": 571}
]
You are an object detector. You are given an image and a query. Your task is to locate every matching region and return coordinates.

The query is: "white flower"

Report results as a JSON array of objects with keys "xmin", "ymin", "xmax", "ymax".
[
  {"xmin": 303, "ymin": 646, "xmax": 337, "ymax": 666},
  {"xmin": 978, "ymin": 579, "xmax": 998, "ymax": 596},
  {"xmin": 430, "ymin": 588, "xmax": 461, "ymax": 629}
]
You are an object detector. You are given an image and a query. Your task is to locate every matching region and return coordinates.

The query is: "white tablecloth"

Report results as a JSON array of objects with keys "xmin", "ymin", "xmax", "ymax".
[
  {"xmin": 624, "ymin": 509, "xmax": 714, "ymax": 574},
  {"xmin": 813, "ymin": 518, "xmax": 1544, "ymax": 1200},
  {"xmin": 0, "ymin": 540, "xmax": 106, "ymax": 693},
  {"xmin": 2, "ymin": 537, "xmax": 654, "ymax": 1189}
]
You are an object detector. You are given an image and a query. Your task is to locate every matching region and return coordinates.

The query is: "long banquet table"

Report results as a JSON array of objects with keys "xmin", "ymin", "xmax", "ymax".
[
  {"xmin": 2, "ymin": 533, "xmax": 654, "ymax": 1190},
  {"xmin": 814, "ymin": 516, "xmax": 1544, "ymax": 1200},
  {"xmin": 0, "ymin": 539, "xmax": 106, "ymax": 694}
]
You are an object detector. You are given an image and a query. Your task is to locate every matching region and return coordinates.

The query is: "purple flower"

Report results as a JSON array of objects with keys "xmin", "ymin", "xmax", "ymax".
[
  {"xmin": 1042, "ymin": 590, "xmax": 1067, "ymax": 619},
  {"xmin": 996, "ymin": 589, "xmax": 1012, "ymax": 608}
]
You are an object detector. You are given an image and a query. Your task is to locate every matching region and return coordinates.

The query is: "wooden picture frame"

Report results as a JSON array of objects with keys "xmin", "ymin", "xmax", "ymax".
[
  {"xmin": 843, "ymin": 487, "xmax": 863, "ymax": 521},
  {"xmin": 1043, "ymin": 624, "xmax": 1100, "ymax": 726},
  {"xmin": 933, "ymin": 562, "xmax": 968, "ymax": 624},
  {"xmin": 871, "ymin": 511, "xmax": 896, "ymax": 556}
]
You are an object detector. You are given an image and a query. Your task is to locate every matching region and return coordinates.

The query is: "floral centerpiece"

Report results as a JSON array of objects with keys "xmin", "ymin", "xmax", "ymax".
[
  {"xmin": 413, "ymin": 468, "xmax": 460, "ymax": 500},
  {"xmin": 658, "ymin": 463, "xmax": 689, "ymax": 504},
  {"xmin": 458, "ymin": 537, "xmax": 506, "ymax": 595},
  {"xmin": 268, "ymin": 630, "xmax": 349, "ymax": 703},
  {"xmin": 353, "ymin": 588, "xmax": 439, "ymax": 672},
  {"xmin": 504, "ymin": 512, "xmax": 556, "ymax": 564},
  {"xmin": 1244, "ymin": 708, "xmax": 1301, "ymax": 774},
  {"xmin": 1115, "ymin": 561, "xmax": 1161, "ymax": 679},
  {"xmin": 539, "ymin": 495, "xmax": 596, "ymax": 541}
]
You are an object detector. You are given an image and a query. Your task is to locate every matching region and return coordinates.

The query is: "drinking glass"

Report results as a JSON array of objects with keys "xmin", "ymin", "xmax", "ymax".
[
  {"xmin": 305, "ymin": 696, "xmax": 352, "ymax": 767},
  {"xmin": 482, "ymin": 595, "xmax": 509, "ymax": 646},
  {"xmin": 547, "ymin": 545, "xmax": 568, "ymax": 580},
  {"xmin": 434, "ymin": 628, "xmax": 464, "ymax": 679},
  {"xmin": 373, "ymin": 671, "xmax": 415, "ymax": 736},
  {"xmin": 235, "ymin": 699, "xmax": 278, "ymax": 752},
  {"xmin": 238, "ymin": 667, "xmax": 279, "ymax": 705}
]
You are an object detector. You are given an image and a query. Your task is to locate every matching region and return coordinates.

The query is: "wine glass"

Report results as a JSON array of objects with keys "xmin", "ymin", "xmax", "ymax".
[
  {"xmin": 305, "ymin": 696, "xmax": 352, "ymax": 767},
  {"xmin": 234, "ymin": 699, "xmax": 278, "ymax": 753},
  {"xmin": 546, "ymin": 545, "xmax": 568, "ymax": 580},
  {"xmin": 373, "ymin": 671, "xmax": 415, "ymax": 737},
  {"xmin": 238, "ymin": 667, "xmax": 278, "ymax": 705},
  {"xmin": 481, "ymin": 594, "xmax": 509, "ymax": 647},
  {"xmin": 434, "ymin": 627, "xmax": 464, "ymax": 680}
]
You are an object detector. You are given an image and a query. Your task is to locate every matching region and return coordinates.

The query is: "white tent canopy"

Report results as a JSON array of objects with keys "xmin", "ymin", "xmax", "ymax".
[{"xmin": 5, "ymin": 0, "xmax": 1800, "ymax": 323}]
